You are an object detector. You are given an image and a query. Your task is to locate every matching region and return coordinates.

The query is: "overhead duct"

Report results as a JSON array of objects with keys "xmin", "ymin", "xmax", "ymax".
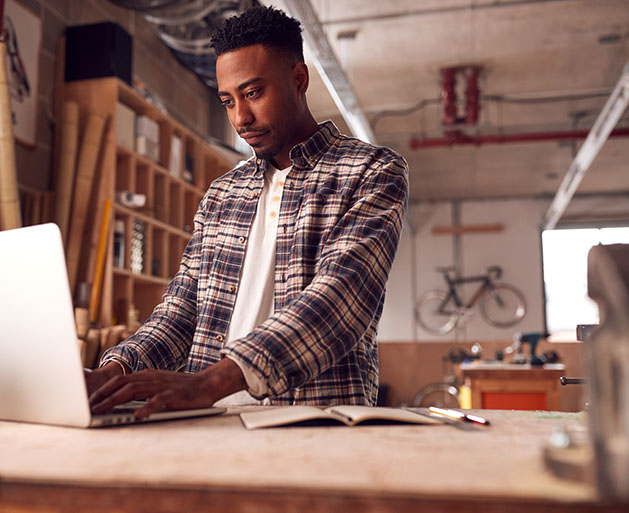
[
  {"xmin": 542, "ymin": 62, "xmax": 629, "ymax": 230},
  {"xmin": 280, "ymin": 0, "xmax": 377, "ymax": 144},
  {"xmin": 108, "ymin": 0, "xmax": 252, "ymax": 88}
]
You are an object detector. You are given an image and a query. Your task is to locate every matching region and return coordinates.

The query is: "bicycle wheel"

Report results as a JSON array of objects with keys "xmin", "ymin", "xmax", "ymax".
[
  {"xmin": 415, "ymin": 290, "xmax": 458, "ymax": 335},
  {"xmin": 479, "ymin": 283, "xmax": 526, "ymax": 327},
  {"xmin": 412, "ymin": 383, "xmax": 460, "ymax": 408}
]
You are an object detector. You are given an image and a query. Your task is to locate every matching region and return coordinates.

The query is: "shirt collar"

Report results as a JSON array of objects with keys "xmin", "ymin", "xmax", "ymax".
[
  {"xmin": 251, "ymin": 120, "xmax": 339, "ymax": 173},
  {"xmin": 289, "ymin": 120, "xmax": 339, "ymax": 168}
]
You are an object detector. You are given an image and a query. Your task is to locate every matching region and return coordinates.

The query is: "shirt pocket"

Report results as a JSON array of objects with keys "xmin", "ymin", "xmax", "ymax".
[{"xmin": 293, "ymin": 193, "xmax": 350, "ymax": 275}]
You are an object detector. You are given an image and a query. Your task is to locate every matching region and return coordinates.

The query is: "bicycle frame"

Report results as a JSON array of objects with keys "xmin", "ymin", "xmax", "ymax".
[
  {"xmin": 417, "ymin": 266, "xmax": 525, "ymax": 334},
  {"xmin": 439, "ymin": 272, "xmax": 494, "ymax": 312}
]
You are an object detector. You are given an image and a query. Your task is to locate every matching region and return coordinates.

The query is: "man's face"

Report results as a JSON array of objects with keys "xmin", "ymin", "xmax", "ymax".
[{"xmin": 216, "ymin": 44, "xmax": 303, "ymax": 164}]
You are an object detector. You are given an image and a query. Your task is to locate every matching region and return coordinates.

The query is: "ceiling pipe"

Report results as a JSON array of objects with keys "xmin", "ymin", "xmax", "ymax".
[
  {"xmin": 440, "ymin": 66, "xmax": 481, "ymax": 127},
  {"xmin": 409, "ymin": 127, "xmax": 629, "ymax": 149},
  {"xmin": 465, "ymin": 67, "xmax": 480, "ymax": 125},
  {"xmin": 441, "ymin": 68, "xmax": 458, "ymax": 126}
]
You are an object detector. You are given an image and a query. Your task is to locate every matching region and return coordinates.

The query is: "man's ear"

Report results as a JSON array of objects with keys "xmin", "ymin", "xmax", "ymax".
[{"xmin": 293, "ymin": 62, "xmax": 309, "ymax": 94}]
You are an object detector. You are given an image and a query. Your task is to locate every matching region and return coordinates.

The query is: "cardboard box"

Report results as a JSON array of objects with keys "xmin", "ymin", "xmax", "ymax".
[
  {"xmin": 115, "ymin": 102, "xmax": 135, "ymax": 149},
  {"xmin": 136, "ymin": 135, "xmax": 159, "ymax": 162},
  {"xmin": 169, "ymin": 136, "xmax": 183, "ymax": 178},
  {"xmin": 135, "ymin": 116, "xmax": 159, "ymax": 161}
]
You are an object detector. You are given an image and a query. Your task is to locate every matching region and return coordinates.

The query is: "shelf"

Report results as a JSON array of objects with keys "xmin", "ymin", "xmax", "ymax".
[
  {"xmin": 114, "ymin": 204, "xmax": 193, "ymax": 238},
  {"xmin": 113, "ymin": 267, "xmax": 170, "ymax": 286},
  {"xmin": 61, "ymin": 77, "xmax": 233, "ymax": 328}
]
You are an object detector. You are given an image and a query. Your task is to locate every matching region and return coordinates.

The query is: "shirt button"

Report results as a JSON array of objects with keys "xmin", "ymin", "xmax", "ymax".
[
  {"xmin": 228, "ymin": 285, "xmax": 236, "ymax": 293},
  {"xmin": 252, "ymin": 191, "xmax": 260, "ymax": 198},
  {"xmin": 215, "ymin": 334, "xmax": 224, "ymax": 342},
  {"xmin": 256, "ymin": 158, "xmax": 262, "ymax": 164},
  {"xmin": 270, "ymin": 211, "xmax": 277, "ymax": 218},
  {"xmin": 278, "ymin": 181, "xmax": 285, "ymax": 187},
  {"xmin": 272, "ymin": 195, "xmax": 280, "ymax": 202},
  {"xmin": 239, "ymin": 236, "xmax": 246, "ymax": 244}
]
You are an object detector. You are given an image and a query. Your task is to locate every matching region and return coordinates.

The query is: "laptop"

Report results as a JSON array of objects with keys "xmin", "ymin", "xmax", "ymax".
[{"xmin": 0, "ymin": 223, "xmax": 225, "ymax": 428}]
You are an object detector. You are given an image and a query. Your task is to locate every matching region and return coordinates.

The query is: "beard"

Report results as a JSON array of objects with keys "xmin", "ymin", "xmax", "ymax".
[{"xmin": 251, "ymin": 131, "xmax": 284, "ymax": 161}]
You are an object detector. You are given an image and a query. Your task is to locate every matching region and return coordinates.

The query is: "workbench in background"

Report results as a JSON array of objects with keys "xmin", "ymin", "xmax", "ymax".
[
  {"xmin": 378, "ymin": 340, "xmax": 583, "ymax": 410},
  {"xmin": 0, "ymin": 408, "xmax": 624, "ymax": 512},
  {"xmin": 457, "ymin": 362, "xmax": 565, "ymax": 410}
]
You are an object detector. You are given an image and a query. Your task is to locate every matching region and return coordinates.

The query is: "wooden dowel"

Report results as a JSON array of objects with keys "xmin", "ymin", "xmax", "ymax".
[
  {"xmin": 66, "ymin": 113, "xmax": 106, "ymax": 294},
  {"xmin": 432, "ymin": 224, "xmax": 504, "ymax": 236},
  {"xmin": 96, "ymin": 325, "xmax": 126, "ymax": 363},
  {"xmin": 54, "ymin": 101, "xmax": 79, "ymax": 244},
  {"xmin": 89, "ymin": 199, "xmax": 112, "ymax": 323},
  {"xmin": 83, "ymin": 328, "xmax": 101, "ymax": 369},
  {"xmin": 0, "ymin": 42, "xmax": 21, "ymax": 230},
  {"xmin": 83, "ymin": 118, "xmax": 114, "ymax": 311}
]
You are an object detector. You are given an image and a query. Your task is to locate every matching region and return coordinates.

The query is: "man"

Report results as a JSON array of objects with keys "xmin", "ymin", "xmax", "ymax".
[{"xmin": 88, "ymin": 6, "xmax": 408, "ymax": 418}]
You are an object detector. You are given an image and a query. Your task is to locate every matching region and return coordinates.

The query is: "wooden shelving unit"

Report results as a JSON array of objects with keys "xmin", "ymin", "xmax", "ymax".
[{"xmin": 62, "ymin": 77, "xmax": 233, "ymax": 326}]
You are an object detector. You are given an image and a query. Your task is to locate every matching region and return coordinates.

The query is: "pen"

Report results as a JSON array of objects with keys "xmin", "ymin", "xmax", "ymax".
[{"xmin": 429, "ymin": 407, "xmax": 490, "ymax": 426}]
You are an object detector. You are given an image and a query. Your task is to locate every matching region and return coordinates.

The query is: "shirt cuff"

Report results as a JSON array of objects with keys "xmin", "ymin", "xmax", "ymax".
[
  {"xmin": 224, "ymin": 354, "xmax": 269, "ymax": 398},
  {"xmin": 99, "ymin": 356, "xmax": 132, "ymax": 373}
]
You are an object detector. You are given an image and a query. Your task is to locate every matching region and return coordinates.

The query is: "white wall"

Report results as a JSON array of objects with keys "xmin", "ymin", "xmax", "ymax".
[
  {"xmin": 378, "ymin": 221, "xmax": 414, "ymax": 341},
  {"xmin": 378, "ymin": 194, "xmax": 629, "ymax": 343}
]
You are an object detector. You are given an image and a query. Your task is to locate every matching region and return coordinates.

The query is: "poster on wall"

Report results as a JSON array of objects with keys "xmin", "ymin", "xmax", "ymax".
[{"xmin": 3, "ymin": 0, "xmax": 42, "ymax": 147}]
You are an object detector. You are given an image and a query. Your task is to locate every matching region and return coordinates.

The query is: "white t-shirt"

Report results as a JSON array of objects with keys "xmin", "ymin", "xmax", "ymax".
[{"xmin": 216, "ymin": 162, "xmax": 291, "ymax": 406}]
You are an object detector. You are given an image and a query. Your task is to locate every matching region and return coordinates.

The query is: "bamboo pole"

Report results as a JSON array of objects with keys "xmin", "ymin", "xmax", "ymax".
[
  {"xmin": 66, "ymin": 113, "xmax": 106, "ymax": 294},
  {"xmin": 54, "ymin": 101, "xmax": 79, "ymax": 245},
  {"xmin": 0, "ymin": 41, "xmax": 21, "ymax": 230},
  {"xmin": 89, "ymin": 199, "xmax": 112, "ymax": 323}
]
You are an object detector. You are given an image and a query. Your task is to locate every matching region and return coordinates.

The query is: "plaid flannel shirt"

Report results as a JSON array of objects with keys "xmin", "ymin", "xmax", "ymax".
[{"xmin": 102, "ymin": 121, "xmax": 408, "ymax": 405}]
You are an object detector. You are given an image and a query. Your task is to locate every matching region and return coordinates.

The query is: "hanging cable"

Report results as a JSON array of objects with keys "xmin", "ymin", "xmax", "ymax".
[{"xmin": 371, "ymin": 90, "xmax": 615, "ymax": 132}]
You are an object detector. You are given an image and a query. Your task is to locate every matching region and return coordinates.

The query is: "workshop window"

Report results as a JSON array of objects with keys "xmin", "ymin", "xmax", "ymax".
[{"xmin": 542, "ymin": 226, "xmax": 629, "ymax": 340}]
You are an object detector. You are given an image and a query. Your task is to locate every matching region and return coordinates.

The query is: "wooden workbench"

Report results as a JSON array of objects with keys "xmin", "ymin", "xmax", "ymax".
[
  {"xmin": 0, "ymin": 408, "xmax": 623, "ymax": 512},
  {"xmin": 458, "ymin": 363, "xmax": 565, "ymax": 410}
]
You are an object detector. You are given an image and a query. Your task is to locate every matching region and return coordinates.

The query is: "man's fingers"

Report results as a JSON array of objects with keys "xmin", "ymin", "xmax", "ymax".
[
  {"xmin": 88, "ymin": 374, "xmax": 127, "ymax": 406},
  {"xmin": 89, "ymin": 370, "xmax": 166, "ymax": 406},
  {"xmin": 135, "ymin": 392, "xmax": 172, "ymax": 419},
  {"xmin": 90, "ymin": 378, "xmax": 161, "ymax": 414},
  {"xmin": 88, "ymin": 369, "xmax": 212, "ymax": 417}
]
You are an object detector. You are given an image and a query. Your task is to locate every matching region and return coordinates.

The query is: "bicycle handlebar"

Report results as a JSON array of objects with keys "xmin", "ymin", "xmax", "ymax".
[{"xmin": 487, "ymin": 265, "xmax": 502, "ymax": 280}]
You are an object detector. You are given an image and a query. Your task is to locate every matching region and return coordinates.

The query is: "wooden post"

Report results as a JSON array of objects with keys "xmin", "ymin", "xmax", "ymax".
[
  {"xmin": 66, "ymin": 113, "xmax": 106, "ymax": 294},
  {"xmin": 54, "ymin": 101, "xmax": 80, "ymax": 244},
  {"xmin": 89, "ymin": 199, "xmax": 112, "ymax": 323},
  {"xmin": 0, "ymin": 40, "xmax": 21, "ymax": 230}
]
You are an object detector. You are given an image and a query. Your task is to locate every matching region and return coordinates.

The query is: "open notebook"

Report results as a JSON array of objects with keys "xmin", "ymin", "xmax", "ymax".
[
  {"xmin": 240, "ymin": 405, "xmax": 444, "ymax": 429},
  {"xmin": 0, "ymin": 224, "xmax": 225, "ymax": 428}
]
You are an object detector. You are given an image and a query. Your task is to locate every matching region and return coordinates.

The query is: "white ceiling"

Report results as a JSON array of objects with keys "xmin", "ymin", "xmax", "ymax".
[{"xmin": 266, "ymin": 0, "xmax": 629, "ymax": 203}]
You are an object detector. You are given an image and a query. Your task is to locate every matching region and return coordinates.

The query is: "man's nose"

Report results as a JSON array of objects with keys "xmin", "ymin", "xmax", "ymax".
[{"xmin": 234, "ymin": 101, "xmax": 254, "ymax": 128}]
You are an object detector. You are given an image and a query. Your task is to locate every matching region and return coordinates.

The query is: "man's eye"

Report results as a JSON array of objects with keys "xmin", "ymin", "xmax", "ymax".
[
  {"xmin": 220, "ymin": 98, "xmax": 234, "ymax": 108},
  {"xmin": 245, "ymin": 89, "xmax": 260, "ymax": 99}
]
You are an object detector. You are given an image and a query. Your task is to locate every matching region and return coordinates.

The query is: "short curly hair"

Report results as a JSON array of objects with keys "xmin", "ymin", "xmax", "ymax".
[{"xmin": 210, "ymin": 5, "xmax": 304, "ymax": 63}]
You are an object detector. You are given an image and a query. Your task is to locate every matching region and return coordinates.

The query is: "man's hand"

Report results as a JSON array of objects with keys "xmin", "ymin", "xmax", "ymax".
[
  {"xmin": 88, "ymin": 358, "xmax": 247, "ymax": 419},
  {"xmin": 84, "ymin": 361, "xmax": 127, "ymax": 396}
]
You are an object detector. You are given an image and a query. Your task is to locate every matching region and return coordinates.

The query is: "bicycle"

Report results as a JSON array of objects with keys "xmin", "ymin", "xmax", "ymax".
[
  {"xmin": 415, "ymin": 265, "xmax": 526, "ymax": 335},
  {"xmin": 411, "ymin": 346, "xmax": 481, "ymax": 408}
]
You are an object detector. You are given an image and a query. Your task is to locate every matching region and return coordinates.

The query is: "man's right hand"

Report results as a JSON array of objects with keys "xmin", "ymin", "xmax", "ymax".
[{"xmin": 84, "ymin": 361, "xmax": 128, "ymax": 396}]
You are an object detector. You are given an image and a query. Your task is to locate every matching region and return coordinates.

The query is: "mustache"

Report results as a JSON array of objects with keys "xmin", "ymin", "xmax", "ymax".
[{"xmin": 238, "ymin": 128, "xmax": 268, "ymax": 136}]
